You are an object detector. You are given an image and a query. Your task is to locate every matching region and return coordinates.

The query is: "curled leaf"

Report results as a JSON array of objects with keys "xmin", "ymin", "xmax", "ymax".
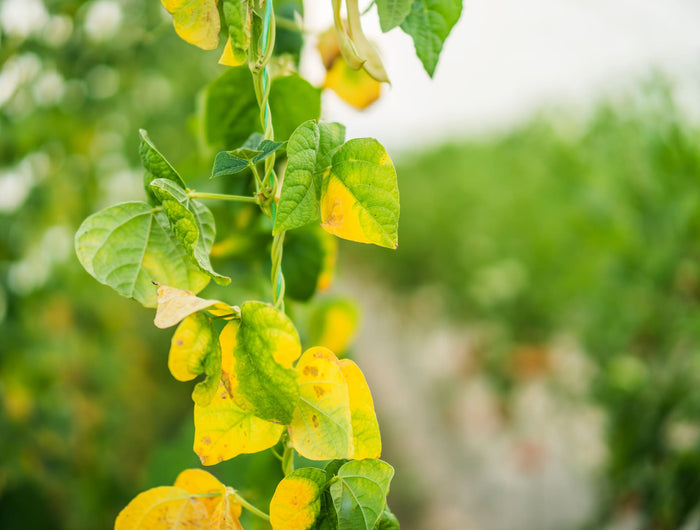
[{"xmin": 154, "ymin": 283, "xmax": 237, "ymax": 329}]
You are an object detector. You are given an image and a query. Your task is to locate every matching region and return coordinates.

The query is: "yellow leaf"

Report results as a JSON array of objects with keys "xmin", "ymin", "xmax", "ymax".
[
  {"xmin": 211, "ymin": 489, "xmax": 244, "ymax": 530},
  {"xmin": 219, "ymin": 36, "xmax": 246, "ymax": 67},
  {"xmin": 288, "ymin": 347, "xmax": 353, "ymax": 460},
  {"xmin": 154, "ymin": 283, "xmax": 236, "ymax": 329},
  {"xmin": 339, "ymin": 359, "xmax": 382, "ymax": 459},
  {"xmin": 161, "ymin": 0, "xmax": 221, "ymax": 50},
  {"xmin": 174, "ymin": 468, "xmax": 226, "ymax": 516},
  {"xmin": 168, "ymin": 313, "xmax": 217, "ymax": 382},
  {"xmin": 316, "ymin": 230, "xmax": 337, "ymax": 292},
  {"xmin": 321, "ymin": 174, "xmax": 373, "ymax": 245},
  {"xmin": 324, "ymin": 57, "xmax": 382, "ymax": 110},
  {"xmin": 309, "ymin": 298, "xmax": 359, "ymax": 356},
  {"xmin": 115, "ymin": 486, "xmax": 209, "ymax": 530},
  {"xmin": 269, "ymin": 468, "xmax": 326, "ymax": 530}
]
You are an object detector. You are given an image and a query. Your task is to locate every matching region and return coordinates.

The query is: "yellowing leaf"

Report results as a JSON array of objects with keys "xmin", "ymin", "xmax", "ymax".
[
  {"xmin": 115, "ymin": 486, "xmax": 209, "ymax": 530},
  {"xmin": 194, "ymin": 378, "xmax": 285, "ymax": 465},
  {"xmin": 169, "ymin": 313, "xmax": 218, "ymax": 382},
  {"xmin": 317, "ymin": 230, "xmax": 338, "ymax": 291},
  {"xmin": 309, "ymin": 297, "xmax": 359, "ymax": 355},
  {"xmin": 161, "ymin": 0, "xmax": 221, "ymax": 50},
  {"xmin": 288, "ymin": 347, "xmax": 353, "ymax": 460},
  {"xmin": 154, "ymin": 283, "xmax": 237, "ymax": 329},
  {"xmin": 211, "ymin": 489, "xmax": 244, "ymax": 530},
  {"xmin": 321, "ymin": 139, "xmax": 399, "ymax": 249},
  {"xmin": 219, "ymin": 35, "xmax": 246, "ymax": 66},
  {"xmin": 339, "ymin": 359, "xmax": 382, "ymax": 459},
  {"xmin": 174, "ymin": 468, "xmax": 226, "ymax": 516},
  {"xmin": 325, "ymin": 57, "xmax": 382, "ymax": 110},
  {"xmin": 270, "ymin": 468, "xmax": 326, "ymax": 530}
]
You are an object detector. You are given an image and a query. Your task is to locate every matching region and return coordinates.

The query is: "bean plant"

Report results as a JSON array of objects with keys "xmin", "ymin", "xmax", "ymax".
[{"xmin": 74, "ymin": 0, "xmax": 462, "ymax": 528}]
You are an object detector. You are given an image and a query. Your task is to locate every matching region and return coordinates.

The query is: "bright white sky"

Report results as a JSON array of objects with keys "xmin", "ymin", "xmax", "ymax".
[{"xmin": 303, "ymin": 0, "xmax": 700, "ymax": 153}]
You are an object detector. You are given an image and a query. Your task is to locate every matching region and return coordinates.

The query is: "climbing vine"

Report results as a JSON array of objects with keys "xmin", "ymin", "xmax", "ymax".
[{"xmin": 74, "ymin": 0, "xmax": 462, "ymax": 528}]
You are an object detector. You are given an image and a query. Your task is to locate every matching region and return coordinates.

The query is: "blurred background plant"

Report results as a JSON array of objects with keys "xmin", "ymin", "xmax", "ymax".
[{"xmin": 3, "ymin": 0, "xmax": 700, "ymax": 529}]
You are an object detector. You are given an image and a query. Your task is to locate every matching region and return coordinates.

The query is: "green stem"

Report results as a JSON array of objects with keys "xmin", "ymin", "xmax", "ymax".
[
  {"xmin": 188, "ymin": 191, "xmax": 258, "ymax": 204},
  {"xmin": 232, "ymin": 492, "xmax": 271, "ymax": 522},
  {"xmin": 281, "ymin": 443, "xmax": 295, "ymax": 476}
]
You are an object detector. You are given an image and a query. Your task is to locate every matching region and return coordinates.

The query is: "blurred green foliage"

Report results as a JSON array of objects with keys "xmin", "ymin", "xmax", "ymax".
[{"xmin": 351, "ymin": 84, "xmax": 700, "ymax": 528}]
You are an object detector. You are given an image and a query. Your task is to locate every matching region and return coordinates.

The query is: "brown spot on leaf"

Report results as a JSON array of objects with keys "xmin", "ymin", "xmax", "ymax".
[
  {"xmin": 313, "ymin": 385, "xmax": 325, "ymax": 398},
  {"xmin": 203, "ymin": 437, "xmax": 211, "ymax": 445},
  {"xmin": 176, "ymin": 339, "xmax": 184, "ymax": 346},
  {"xmin": 303, "ymin": 365, "xmax": 319, "ymax": 377},
  {"xmin": 217, "ymin": 456, "xmax": 223, "ymax": 463},
  {"xmin": 312, "ymin": 414, "xmax": 319, "ymax": 428}
]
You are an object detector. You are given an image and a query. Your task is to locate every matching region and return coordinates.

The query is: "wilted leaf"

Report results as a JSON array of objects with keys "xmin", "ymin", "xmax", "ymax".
[
  {"xmin": 115, "ymin": 486, "xmax": 209, "ymax": 529},
  {"xmin": 400, "ymin": 0, "xmax": 462, "ymax": 77},
  {"xmin": 269, "ymin": 468, "xmax": 326, "ymax": 530},
  {"xmin": 161, "ymin": 0, "xmax": 221, "ymax": 50},
  {"xmin": 150, "ymin": 178, "xmax": 231, "ymax": 285},
  {"xmin": 154, "ymin": 283, "xmax": 236, "ymax": 329},
  {"xmin": 75, "ymin": 202, "xmax": 210, "ymax": 308},
  {"xmin": 288, "ymin": 347, "xmax": 353, "ymax": 460},
  {"xmin": 230, "ymin": 302, "xmax": 301, "ymax": 423},
  {"xmin": 321, "ymin": 138, "xmax": 399, "ymax": 248},
  {"xmin": 338, "ymin": 359, "xmax": 381, "ymax": 459},
  {"xmin": 329, "ymin": 459, "xmax": 394, "ymax": 530}
]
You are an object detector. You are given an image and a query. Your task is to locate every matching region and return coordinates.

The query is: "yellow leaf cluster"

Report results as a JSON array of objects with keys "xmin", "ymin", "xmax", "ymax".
[{"xmin": 115, "ymin": 469, "xmax": 242, "ymax": 530}]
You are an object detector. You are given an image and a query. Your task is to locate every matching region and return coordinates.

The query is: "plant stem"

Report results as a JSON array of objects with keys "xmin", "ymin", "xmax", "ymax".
[
  {"xmin": 232, "ymin": 492, "xmax": 271, "ymax": 522},
  {"xmin": 188, "ymin": 191, "xmax": 258, "ymax": 204},
  {"xmin": 281, "ymin": 443, "xmax": 295, "ymax": 476}
]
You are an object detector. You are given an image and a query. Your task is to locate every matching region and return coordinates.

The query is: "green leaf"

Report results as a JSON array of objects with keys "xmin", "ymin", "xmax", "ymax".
[
  {"xmin": 75, "ymin": 202, "xmax": 210, "ymax": 308},
  {"xmin": 274, "ymin": 120, "xmax": 345, "ymax": 234},
  {"xmin": 213, "ymin": 133, "xmax": 286, "ymax": 179},
  {"xmin": 330, "ymin": 459, "xmax": 394, "ymax": 530},
  {"xmin": 223, "ymin": 0, "xmax": 252, "ymax": 65},
  {"xmin": 320, "ymin": 138, "xmax": 399, "ymax": 249},
  {"xmin": 169, "ymin": 313, "xmax": 221, "ymax": 407},
  {"xmin": 269, "ymin": 468, "xmax": 326, "ymax": 530},
  {"xmin": 139, "ymin": 129, "xmax": 186, "ymax": 204},
  {"xmin": 282, "ymin": 226, "xmax": 325, "ymax": 302},
  {"xmin": 376, "ymin": 0, "xmax": 412, "ymax": 32},
  {"xmin": 269, "ymin": 75, "xmax": 322, "ymax": 141},
  {"xmin": 274, "ymin": 0, "xmax": 304, "ymax": 64},
  {"xmin": 150, "ymin": 178, "xmax": 230, "ymax": 285},
  {"xmin": 231, "ymin": 301, "xmax": 302, "ymax": 424},
  {"xmin": 374, "ymin": 505, "xmax": 400, "ymax": 529},
  {"xmin": 400, "ymin": 0, "xmax": 463, "ymax": 77},
  {"xmin": 203, "ymin": 66, "xmax": 260, "ymax": 148}
]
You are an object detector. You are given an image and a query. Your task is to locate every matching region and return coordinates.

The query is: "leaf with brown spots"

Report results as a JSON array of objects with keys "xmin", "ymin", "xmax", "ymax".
[{"xmin": 288, "ymin": 347, "xmax": 353, "ymax": 460}]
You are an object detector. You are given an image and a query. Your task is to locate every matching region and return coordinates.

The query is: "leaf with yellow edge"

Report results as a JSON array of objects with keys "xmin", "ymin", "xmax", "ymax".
[
  {"xmin": 317, "ymin": 230, "xmax": 338, "ymax": 292},
  {"xmin": 154, "ymin": 283, "xmax": 237, "ymax": 329},
  {"xmin": 269, "ymin": 468, "xmax": 326, "ymax": 530},
  {"xmin": 161, "ymin": 0, "xmax": 221, "ymax": 50},
  {"xmin": 173, "ymin": 468, "xmax": 226, "ymax": 515},
  {"xmin": 219, "ymin": 36, "xmax": 246, "ymax": 66},
  {"xmin": 308, "ymin": 297, "xmax": 360, "ymax": 356},
  {"xmin": 339, "ymin": 359, "xmax": 382, "ymax": 459},
  {"xmin": 288, "ymin": 347, "xmax": 353, "ymax": 460},
  {"xmin": 325, "ymin": 57, "xmax": 382, "ymax": 110},
  {"xmin": 321, "ymin": 139, "xmax": 399, "ymax": 249},
  {"xmin": 115, "ymin": 486, "xmax": 209, "ymax": 530},
  {"xmin": 169, "ymin": 313, "xmax": 221, "ymax": 406},
  {"xmin": 194, "ymin": 321, "xmax": 285, "ymax": 465},
  {"xmin": 220, "ymin": 0, "xmax": 251, "ymax": 66},
  {"xmin": 231, "ymin": 302, "xmax": 302, "ymax": 424}
]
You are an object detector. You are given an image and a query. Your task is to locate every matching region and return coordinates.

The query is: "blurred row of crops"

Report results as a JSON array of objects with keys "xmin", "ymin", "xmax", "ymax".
[{"xmin": 3, "ymin": 0, "xmax": 700, "ymax": 528}]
